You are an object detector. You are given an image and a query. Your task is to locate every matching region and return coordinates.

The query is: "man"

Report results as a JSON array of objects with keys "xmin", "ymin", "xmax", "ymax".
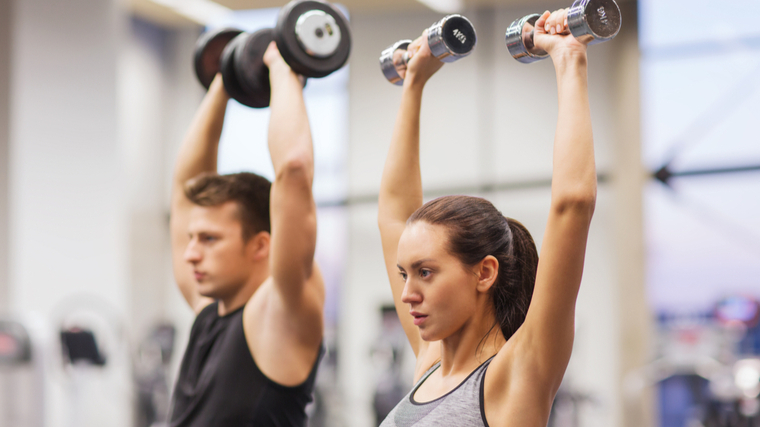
[{"xmin": 167, "ymin": 42, "xmax": 324, "ymax": 427}]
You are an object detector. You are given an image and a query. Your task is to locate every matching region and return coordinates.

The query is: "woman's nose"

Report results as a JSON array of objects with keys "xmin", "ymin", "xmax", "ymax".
[{"xmin": 401, "ymin": 282, "xmax": 422, "ymax": 304}]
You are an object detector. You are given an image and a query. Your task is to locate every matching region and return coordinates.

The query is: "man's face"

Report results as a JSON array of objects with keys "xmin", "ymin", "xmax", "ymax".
[{"xmin": 184, "ymin": 201, "xmax": 264, "ymax": 300}]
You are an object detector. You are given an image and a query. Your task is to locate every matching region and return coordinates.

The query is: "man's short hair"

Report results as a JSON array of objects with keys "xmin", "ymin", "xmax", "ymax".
[{"xmin": 185, "ymin": 172, "xmax": 272, "ymax": 241}]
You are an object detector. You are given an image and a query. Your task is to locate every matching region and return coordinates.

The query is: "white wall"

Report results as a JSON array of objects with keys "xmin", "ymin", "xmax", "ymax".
[
  {"xmin": 10, "ymin": 0, "xmax": 126, "ymax": 333},
  {"xmin": 0, "ymin": 0, "xmax": 11, "ymax": 311},
  {"xmin": 8, "ymin": 0, "xmax": 131, "ymax": 425}
]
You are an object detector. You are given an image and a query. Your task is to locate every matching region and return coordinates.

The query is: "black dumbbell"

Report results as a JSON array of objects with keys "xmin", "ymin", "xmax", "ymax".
[
  {"xmin": 193, "ymin": 0, "xmax": 351, "ymax": 108},
  {"xmin": 505, "ymin": 0, "xmax": 621, "ymax": 64},
  {"xmin": 379, "ymin": 14, "xmax": 477, "ymax": 86},
  {"xmin": 194, "ymin": 27, "xmax": 243, "ymax": 90}
]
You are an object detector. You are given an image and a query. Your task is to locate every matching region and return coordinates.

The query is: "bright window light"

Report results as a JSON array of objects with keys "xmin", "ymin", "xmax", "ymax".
[
  {"xmin": 150, "ymin": 0, "xmax": 232, "ymax": 25},
  {"xmin": 416, "ymin": 0, "xmax": 463, "ymax": 14}
]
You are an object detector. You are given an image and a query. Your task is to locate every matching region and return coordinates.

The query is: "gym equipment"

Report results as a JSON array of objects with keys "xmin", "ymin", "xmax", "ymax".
[
  {"xmin": 0, "ymin": 317, "xmax": 45, "ymax": 427},
  {"xmin": 135, "ymin": 324, "xmax": 177, "ymax": 427},
  {"xmin": 505, "ymin": 0, "xmax": 621, "ymax": 64},
  {"xmin": 60, "ymin": 328, "xmax": 106, "ymax": 366},
  {"xmin": 379, "ymin": 14, "xmax": 477, "ymax": 85},
  {"xmin": 275, "ymin": 0, "xmax": 351, "ymax": 78},
  {"xmin": 221, "ymin": 29, "xmax": 275, "ymax": 109},
  {"xmin": 0, "ymin": 320, "xmax": 32, "ymax": 364},
  {"xmin": 193, "ymin": 0, "xmax": 351, "ymax": 108},
  {"xmin": 194, "ymin": 27, "xmax": 243, "ymax": 90}
]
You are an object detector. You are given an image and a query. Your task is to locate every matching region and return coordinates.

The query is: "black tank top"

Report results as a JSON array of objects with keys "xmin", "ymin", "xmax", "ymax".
[{"xmin": 169, "ymin": 302, "xmax": 321, "ymax": 427}]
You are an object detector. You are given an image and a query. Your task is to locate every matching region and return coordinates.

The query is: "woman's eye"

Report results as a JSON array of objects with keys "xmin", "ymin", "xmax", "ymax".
[
  {"xmin": 420, "ymin": 270, "xmax": 431, "ymax": 278},
  {"xmin": 399, "ymin": 272, "xmax": 407, "ymax": 281}
]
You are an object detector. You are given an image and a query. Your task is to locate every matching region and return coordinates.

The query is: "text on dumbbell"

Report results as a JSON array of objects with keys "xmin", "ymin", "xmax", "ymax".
[
  {"xmin": 597, "ymin": 7, "xmax": 609, "ymax": 25},
  {"xmin": 453, "ymin": 29, "xmax": 467, "ymax": 44}
]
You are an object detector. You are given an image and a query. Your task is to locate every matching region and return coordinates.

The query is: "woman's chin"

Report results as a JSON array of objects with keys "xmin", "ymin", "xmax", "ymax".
[{"xmin": 419, "ymin": 329, "xmax": 443, "ymax": 342}]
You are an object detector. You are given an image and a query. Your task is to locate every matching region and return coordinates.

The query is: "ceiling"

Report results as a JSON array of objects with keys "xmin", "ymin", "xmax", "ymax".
[{"xmin": 127, "ymin": 0, "xmax": 580, "ymax": 28}]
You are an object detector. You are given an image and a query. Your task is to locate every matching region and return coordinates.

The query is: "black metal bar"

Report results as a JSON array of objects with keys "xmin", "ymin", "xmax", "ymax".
[
  {"xmin": 671, "ymin": 164, "xmax": 760, "ymax": 178},
  {"xmin": 654, "ymin": 163, "xmax": 760, "ymax": 185}
]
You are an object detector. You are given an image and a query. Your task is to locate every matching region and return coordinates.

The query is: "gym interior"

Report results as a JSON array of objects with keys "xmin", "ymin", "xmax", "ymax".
[{"xmin": 0, "ymin": 0, "xmax": 758, "ymax": 426}]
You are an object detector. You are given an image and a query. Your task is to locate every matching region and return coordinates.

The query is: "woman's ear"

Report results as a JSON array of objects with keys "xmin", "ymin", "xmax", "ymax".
[
  {"xmin": 246, "ymin": 231, "xmax": 270, "ymax": 261},
  {"xmin": 475, "ymin": 255, "xmax": 499, "ymax": 293}
]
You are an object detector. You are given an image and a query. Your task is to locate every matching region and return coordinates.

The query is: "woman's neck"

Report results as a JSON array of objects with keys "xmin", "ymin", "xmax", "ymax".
[{"xmin": 438, "ymin": 315, "xmax": 506, "ymax": 377}]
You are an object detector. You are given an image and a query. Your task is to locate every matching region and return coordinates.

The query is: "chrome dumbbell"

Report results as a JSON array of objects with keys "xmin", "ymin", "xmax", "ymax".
[
  {"xmin": 505, "ymin": 0, "xmax": 621, "ymax": 64},
  {"xmin": 379, "ymin": 14, "xmax": 477, "ymax": 85}
]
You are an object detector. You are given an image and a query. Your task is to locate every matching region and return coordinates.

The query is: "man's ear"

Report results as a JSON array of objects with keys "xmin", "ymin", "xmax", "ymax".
[
  {"xmin": 475, "ymin": 255, "xmax": 499, "ymax": 293},
  {"xmin": 246, "ymin": 231, "xmax": 270, "ymax": 261}
]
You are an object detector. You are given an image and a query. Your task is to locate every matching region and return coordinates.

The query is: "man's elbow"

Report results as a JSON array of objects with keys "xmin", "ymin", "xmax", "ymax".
[{"xmin": 275, "ymin": 152, "xmax": 314, "ymax": 185}]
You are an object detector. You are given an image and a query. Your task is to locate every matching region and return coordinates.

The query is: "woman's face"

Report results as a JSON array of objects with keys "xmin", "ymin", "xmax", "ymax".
[{"xmin": 397, "ymin": 221, "xmax": 482, "ymax": 342}]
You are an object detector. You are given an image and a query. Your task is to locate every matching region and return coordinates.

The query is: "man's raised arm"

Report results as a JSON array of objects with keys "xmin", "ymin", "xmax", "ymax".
[
  {"xmin": 262, "ymin": 43, "xmax": 322, "ymax": 314},
  {"xmin": 170, "ymin": 75, "xmax": 229, "ymax": 312}
]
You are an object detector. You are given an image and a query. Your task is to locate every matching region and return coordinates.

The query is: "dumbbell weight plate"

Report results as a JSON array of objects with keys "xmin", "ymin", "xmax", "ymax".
[
  {"xmin": 233, "ymin": 29, "xmax": 276, "ymax": 109},
  {"xmin": 275, "ymin": 0, "xmax": 352, "ymax": 78},
  {"xmin": 379, "ymin": 40, "xmax": 412, "ymax": 85},
  {"xmin": 568, "ymin": 0, "xmax": 621, "ymax": 45},
  {"xmin": 221, "ymin": 32, "xmax": 269, "ymax": 109},
  {"xmin": 505, "ymin": 14, "xmax": 547, "ymax": 64},
  {"xmin": 194, "ymin": 27, "xmax": 243, "ymax": 89},
  {"xmin": 428, "ymin": 15, "xmax": 477, "ymax": 62}
]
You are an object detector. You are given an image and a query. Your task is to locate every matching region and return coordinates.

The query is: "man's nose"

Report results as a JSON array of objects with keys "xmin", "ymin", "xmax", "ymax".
[{"xmin": 184, "ymin": 240, "xmax": 202, "ymax": 263}]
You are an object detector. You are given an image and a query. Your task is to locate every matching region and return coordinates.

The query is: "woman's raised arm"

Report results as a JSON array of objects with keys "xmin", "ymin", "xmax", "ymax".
[
  {"xmin": 500, "ymin": 9, "xmax": 597, "ymax": 395},
  {"xmin": 378, "ymin": 32, "xmax": 444, "ymax": 358}
]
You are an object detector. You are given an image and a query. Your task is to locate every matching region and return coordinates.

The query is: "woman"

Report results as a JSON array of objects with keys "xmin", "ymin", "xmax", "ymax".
[{"xmin": 377, "ymin": 9, "xmax": 597, "ymax": 426}]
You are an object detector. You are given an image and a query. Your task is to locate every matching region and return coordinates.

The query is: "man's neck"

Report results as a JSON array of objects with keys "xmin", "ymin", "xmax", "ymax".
[{"xmin": 217, "ymin": 264, "xmax": 270, "ymax": 316}]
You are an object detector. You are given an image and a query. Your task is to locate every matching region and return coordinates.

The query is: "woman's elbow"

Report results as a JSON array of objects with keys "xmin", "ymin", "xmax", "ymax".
[{"xmin": 551, "ymin": 188, "xmax": 597, "ymax": 218}]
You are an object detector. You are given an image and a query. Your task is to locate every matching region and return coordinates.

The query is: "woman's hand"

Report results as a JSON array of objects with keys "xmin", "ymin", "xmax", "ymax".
[
  {"xmin": 533, "ymin": 9, "xmax": 588, "ymax": 63},
  {"xmin": 403, "ymin": 30, "xmax": 445, "ymax": 88}
]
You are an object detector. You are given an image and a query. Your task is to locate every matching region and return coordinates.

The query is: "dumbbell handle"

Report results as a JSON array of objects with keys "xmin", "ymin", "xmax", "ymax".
[
  {"xmin": 380, "ymin": 40, "xmax": 412, "ymax": 86},
  {"xmin": 380, "ymin": 14, "xmax": 477, "ymax": 85},
  {"xmin": 506, "ymin": 0, "xmax": 621, "ymax": 63}
]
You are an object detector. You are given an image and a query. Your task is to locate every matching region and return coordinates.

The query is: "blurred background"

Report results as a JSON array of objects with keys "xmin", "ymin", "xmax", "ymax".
[{"xmin": 0, "ymin": 0, "xmax": 759, "ymax": 426}]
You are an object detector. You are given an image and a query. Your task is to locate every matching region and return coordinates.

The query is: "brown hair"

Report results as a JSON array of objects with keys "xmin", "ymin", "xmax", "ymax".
[
  {"xmin": 184, "ymin": 172, "xmax": 272, "ymax": 241},
  {"xmin": 408, "ymin": 195, "xmax": 538, "ymax": 341}
]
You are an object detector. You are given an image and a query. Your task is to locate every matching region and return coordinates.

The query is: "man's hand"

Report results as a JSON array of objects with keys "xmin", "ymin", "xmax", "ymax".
[
  {"xmin": 263, "ymin": 41, "xmax": 307, "ymax": 86},
  {"xmin": 263, "ymin": 41, "xmax": 288, "ymax": 71}
]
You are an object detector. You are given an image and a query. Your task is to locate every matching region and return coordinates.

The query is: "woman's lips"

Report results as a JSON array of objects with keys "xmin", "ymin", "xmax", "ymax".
[{"xmin": 410, "ymin": 311, "xmax": 428, "ymax": 326}]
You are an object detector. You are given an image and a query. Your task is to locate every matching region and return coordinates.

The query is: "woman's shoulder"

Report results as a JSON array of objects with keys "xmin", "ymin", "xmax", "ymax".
[{"xmin": 481, "ymin": 332, "xmax": 558, "ymax": 425}]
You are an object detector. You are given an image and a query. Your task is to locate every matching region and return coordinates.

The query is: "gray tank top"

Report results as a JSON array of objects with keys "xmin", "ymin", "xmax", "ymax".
[{"xmin": 379, "ymin": 357, "xmax": 494, "ymax": 427}]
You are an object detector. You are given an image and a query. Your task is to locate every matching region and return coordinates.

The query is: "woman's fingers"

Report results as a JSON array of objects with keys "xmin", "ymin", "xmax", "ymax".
[
  {"xmin": 544, "ymin": 9, "xmax": 569, "ymax": 35},
  {"xmin": 559, "ymin": 9, "xmax": 569, "ymax": 33},
  {"xmin": 536, "ymin": 10, "xmax": 551, "ymax": 33},
  {"xmin": 406, "ymin": 31, "xmax": 427, "ymax": 60}
]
